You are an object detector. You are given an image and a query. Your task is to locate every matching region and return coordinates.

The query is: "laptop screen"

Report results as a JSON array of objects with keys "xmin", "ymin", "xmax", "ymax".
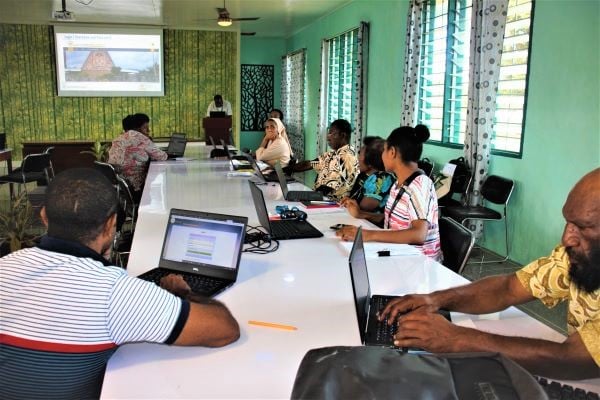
[
  {"xmin": 167, "ymin": 136, "xmax": 187, "ymax": 154},
  {"xmin": 160, "ymin": 210, "xmax": 246, "ymax": 275},
  {"xmin": 273, "ymin": 161, "xmax": 289, "ymax": 197},
  {"xmin": 210, "ymin": 111, "xmax": 227, "ymax": 118},
  {"xmin": 348, "ymin": 227, "xmax": 371, "ymax": 343},
  {"xmin": 248, "ymin": 181, "xmax": 272, "ymax": 232}
]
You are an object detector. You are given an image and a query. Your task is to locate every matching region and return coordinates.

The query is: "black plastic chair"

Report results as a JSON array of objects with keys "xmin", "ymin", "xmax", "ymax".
[
  {"xmin": 417, "ymin": 158, "xmax": 434, "ymax": 178},
  {"xmin": 0, "ymin": 153, "xmax": 52, "ymax": 200},
  {"xmin": 438, "ymin": 216, "xmax": 475, "ymax": 274},
  {"xmin": 111, "ymin": 176, "xmax": 137, "ymax": 268},
  {"xmin": 94, "ymin": 161, "xmax": 120, "ymax": 186},
  {"xmin": 443, "ymin": 175, "xmax": 515, "ymax": 263}
]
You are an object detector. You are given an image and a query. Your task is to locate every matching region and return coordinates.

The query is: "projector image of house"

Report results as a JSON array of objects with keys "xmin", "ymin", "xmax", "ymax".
[{"xmin": 80, "ymin": 50, "xmax": 138, "ymax": 78}]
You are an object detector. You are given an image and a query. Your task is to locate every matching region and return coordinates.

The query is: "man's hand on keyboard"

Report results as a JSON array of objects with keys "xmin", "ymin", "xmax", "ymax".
[
  {"xmin": 393, "ymin": 308, "xmax": 464, "ymax": 353},
  {"xmin": 378, "ymin": 293, "xmax": 438, "ymax": 324},
  {"xmin": 160, "ymin": 274, "xmax": 191, "ymax": 298}
]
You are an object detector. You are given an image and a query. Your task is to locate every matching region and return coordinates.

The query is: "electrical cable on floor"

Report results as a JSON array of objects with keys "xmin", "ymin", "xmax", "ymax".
[{"xmin": 243, "ymin": 225, "xmax": 279, "ymax": 254}]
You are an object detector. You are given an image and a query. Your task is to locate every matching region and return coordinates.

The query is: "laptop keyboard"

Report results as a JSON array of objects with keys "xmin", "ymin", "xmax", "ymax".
[
  {"xmin": 288, "ymin": 191, "xmax": 322, "ymax": 201},
  {"xmin": 535, "ymin": 377, "xmax": 599, "ymax": 400},
  {"xmin": 271, "ymin": 221, "xmax": 321, "ymax": 238},
  {"xmin": 372, "ymin": 296, "xmax": 397, "ymax": 343},
  {"xmin": 138, "ymin": 268, "xmax": 226, "ymax": 295}
]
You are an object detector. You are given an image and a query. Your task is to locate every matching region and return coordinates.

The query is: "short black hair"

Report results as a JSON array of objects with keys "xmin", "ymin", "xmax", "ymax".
[
  {"xmin": 130, "ymin": 113, "xmax": 150, "ymax": 130},
  {"xmin": 44, "ymin": 168, "xmax": 119, "ymax": 245},
  {"xmin": 386, "ymin": 124, "xmax": 430, "ymax": 163},
  {"xmin": 122, "ymin": 115, "xmax": 136, "ymax": 131},
  {"xmin": 330, "ymin": 119, "xmax": 352, "ymax": 142},
  {"xmin": 214, "ymin": 94, "xmax": 223, "ymax": 101},
  {"xmin": 364, "ymin": 138, "xmax": 386, "ymax": 171},
  {"xmin": 270, "ymin": 108, "xmax": 284, "ymax": 121}
]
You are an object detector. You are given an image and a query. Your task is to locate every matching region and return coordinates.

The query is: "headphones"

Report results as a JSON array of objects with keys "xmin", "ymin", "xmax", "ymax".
[{"xmin": 275, "ymin": 205, "xmax": 307, "ymax": 221}]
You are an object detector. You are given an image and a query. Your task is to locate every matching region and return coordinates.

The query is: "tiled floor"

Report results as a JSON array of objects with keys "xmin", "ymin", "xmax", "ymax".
[{"xmin": 461, "ymin": 247, "xmax": 567, "ymax": 335}]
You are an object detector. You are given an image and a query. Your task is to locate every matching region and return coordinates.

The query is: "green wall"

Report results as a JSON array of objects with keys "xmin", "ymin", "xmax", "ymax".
[
  {"xmin": 0, "ymin": 25, "xmax": 238, "ymax": 157},
  {"xmin": 239, "ymin": 36, "xmax": 285, "ymax": 151},
  {"xmin": 285, "ymin": 0, "xmax": 600, "ymax": 264}
]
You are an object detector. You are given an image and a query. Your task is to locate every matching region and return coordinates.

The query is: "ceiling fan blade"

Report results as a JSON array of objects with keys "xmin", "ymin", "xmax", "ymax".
[{"xmin": 231, "ymin": 17, "xmax": 260, "ymax": 21}]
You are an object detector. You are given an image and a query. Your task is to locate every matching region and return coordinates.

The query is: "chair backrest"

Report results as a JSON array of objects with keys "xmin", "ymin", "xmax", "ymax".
[
  {"xmin": 439, "ymin": 216, "xmax": 474, "ymax": 274},
  {"xmin": 481, "ymin": 175, "xmax": 514, "ymax": 205},
  {"xmin": 94, "ymin": 161, "xmax": 119, "ymax": 186},
  {"xmin": 417, "ymin": 158, "xmax": 434, "ymax": 178},
  {"xmin": 22, "ymin": 153, "xmax": 51, "ymax": 174},
  {"xmin": 115, "ymin": 175, "xmax": 136, "ymax": 228}
]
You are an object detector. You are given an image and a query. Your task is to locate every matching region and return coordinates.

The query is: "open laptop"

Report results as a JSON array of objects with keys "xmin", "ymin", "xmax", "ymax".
[
  {"xmin": 208, "ymin": 136, "xmax": 229, "ymax": 158},
  {"xmin": 248, "ymin": 181, "xmax": 323, "ymax": 240},
  {"xmin": 220, "ymin": 139, "xmax": 253, "ymax": 171},
  {"xmin": 274, "ymin": 161, "xmax": 323, "ymax": 201},
  {"xmin": 210, "ymin": 111, "xmax": 227, "ymax": 118},
  {"xmin": 247, "ymin": 154, "xmax": 295, "ymax": 183},
  {"xmin": 165, "ymin": 133, "xmax": 187, "ymax": 159},
  {"xmin": 138, "ymin": 209, "xmax": 247, "ymax": 297},
  {"xmin": 348, "ymin": 227, "xmax": 450, "ymax": 349}
]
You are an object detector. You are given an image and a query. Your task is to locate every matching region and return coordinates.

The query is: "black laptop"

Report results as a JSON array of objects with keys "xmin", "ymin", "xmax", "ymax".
[
  {"xmin": 210, "ymin": 111, "xmax": 227, "ymax": 118},
  {"xmin": 247, "ymin": 155, "xmax": 295, "ymax": 183},
  {"xmin": 220, "ymin": 139, "xmax": 253, "ymax": 171},
  {"xmin": 165, "ymin": 133, "xmax": 187, "ymax": 159},
  {"xmin": 248, "ymin": 181, "xmax": 323, "ymax": 240},
  {"xmin": 348, "ymin": 227, "xmax": 451, "ymax": 349},
  {"xmin": 138, "ymin": 209, "xmax": 247, "ymax": 297},
  {"xmin": 274, "ymin": 161, "xmax": 323, "ymax": 201}
]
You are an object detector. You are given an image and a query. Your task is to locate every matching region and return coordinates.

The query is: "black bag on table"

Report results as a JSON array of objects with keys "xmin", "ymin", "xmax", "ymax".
[{"xmin": 291, "ymin": 346, "xmax": 547, "ymax": 400}]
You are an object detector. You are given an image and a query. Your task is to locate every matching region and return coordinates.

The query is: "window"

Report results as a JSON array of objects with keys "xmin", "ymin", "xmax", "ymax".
[
  {"xmin": 415, "ymin": 0, "xmax": 533, "ymax": 155},
  {"xmin": 323, "ymin": 28, "xmax": 359, "ymax": 128}
]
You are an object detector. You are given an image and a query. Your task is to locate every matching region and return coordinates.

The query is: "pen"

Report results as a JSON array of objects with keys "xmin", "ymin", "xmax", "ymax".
[
  {"xmin": 248, "ymin": 320, "xmax": 298, "ymax": 331},
  {"xmin": 310, "ymin": 201, "xmax": 337, "ymax": 205}
]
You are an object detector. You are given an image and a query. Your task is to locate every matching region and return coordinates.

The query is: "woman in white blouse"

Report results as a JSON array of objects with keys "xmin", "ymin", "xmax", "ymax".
[{"xmin": 255, "ymin": 117, "xmax": 293, "ymax": 167}]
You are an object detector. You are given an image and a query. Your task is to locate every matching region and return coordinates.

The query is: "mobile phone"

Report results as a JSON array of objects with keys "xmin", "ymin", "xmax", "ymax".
[{"xmin": 330, "ymin": 224, "xmax": 345, "ymax": 230}]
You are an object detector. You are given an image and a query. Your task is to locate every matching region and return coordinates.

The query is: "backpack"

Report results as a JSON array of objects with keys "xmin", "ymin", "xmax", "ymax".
[{"xmin": 291, "ymin": 346, "xmax": 548, "ymax": 400}]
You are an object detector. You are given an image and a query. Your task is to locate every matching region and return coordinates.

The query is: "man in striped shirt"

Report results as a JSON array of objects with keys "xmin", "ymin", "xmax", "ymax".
[{"xmin": 0, "ymin": 168, "xmax": 239, "ymax": 399}]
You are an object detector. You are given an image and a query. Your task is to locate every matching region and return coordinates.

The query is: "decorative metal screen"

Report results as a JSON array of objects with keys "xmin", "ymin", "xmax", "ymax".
[{"xmin": 241, "ymin": 64, "xmax": 274, "ymax": 131}]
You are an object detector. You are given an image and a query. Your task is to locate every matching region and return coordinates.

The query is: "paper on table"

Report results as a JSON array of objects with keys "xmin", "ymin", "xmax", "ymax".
[
  {"xmin": 227, "ymin": 171, "xmax": 254, "ymax": 177},
  {"xmin": 339, "ymin": 241, "xmax": 421, "ymax": 258}
]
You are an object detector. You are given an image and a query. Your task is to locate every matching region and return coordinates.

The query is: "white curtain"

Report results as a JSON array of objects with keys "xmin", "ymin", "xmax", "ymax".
[
  {"xmin": 351, "ymin": 21, "xmax": 369, "ymax": 151},
  {"xmin": 281, "ymin": 49, "xmax": 306, "ymax": 160},
  {"xmin": 400, "ymin": 0, "xmax": 425, "ymax": 127},
  {"xmin": 463, "ymin": 0, "xmax": 509, "ymax": 234}
]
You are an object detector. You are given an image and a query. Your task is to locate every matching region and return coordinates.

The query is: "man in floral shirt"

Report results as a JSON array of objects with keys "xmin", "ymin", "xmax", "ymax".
[{"xmin": 108, "ymin": 114, "xmax": 167, "ymax": 200}]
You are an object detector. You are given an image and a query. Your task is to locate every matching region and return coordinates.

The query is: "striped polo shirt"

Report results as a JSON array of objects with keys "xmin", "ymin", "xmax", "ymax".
[
  {"xmin": 0, "ymin": 236, "xmax": 189, "ymax": 399},
  {"xmin": 384, "ymin": 174, "xmax": 442, "ymax": 261}
]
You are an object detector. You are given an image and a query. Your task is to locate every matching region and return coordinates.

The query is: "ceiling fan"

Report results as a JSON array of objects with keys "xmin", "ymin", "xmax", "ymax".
[{"xmin": 213, "ymin": 0, "xmax": 260, "ymax": 27}]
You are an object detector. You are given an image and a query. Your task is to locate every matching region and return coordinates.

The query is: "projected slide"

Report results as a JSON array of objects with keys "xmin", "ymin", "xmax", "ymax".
[{"xmin": 54, "ymin": 26, "xmax": 164, "ymax": 97}]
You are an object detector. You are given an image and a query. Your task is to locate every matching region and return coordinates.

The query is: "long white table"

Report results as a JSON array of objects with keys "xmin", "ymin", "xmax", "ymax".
[{"xmin": 101, "ymin": 146, "xmax": 599, "ymax": 398}]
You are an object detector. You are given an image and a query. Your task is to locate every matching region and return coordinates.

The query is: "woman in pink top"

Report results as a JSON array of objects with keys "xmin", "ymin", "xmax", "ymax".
[
  {"xmin": 255, "ymin": 118, "xmax": 293, "ymax": 168},
  {"xmin": 337, "ymin": 125, "xmax": 442, "ymax": 261}
]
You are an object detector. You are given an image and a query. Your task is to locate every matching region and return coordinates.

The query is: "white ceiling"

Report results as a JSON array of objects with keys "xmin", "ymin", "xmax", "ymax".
[{"xmin": 0, "ymin": 0, "xmax": 353, "ymax": 38}]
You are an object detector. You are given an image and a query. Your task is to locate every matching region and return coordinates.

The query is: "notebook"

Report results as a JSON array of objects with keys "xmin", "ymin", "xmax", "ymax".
[
  {"xmin": 348, "ymin": 227, "xmax": 451, "ymax": 349},
  {"xmin": 165, "ymin": 133, "xmax": 187, "ymax": 159},
  {"xmin": 138, "ymin": 209, "xmax": 247, "ymax": 297},
  {"xmin": 248, "ymin": 181, "xmax": 323, "ymax": 240},
  {"xmin": 274, "ymin": 161, "xmax": 323, "ymax": 201},
  {"xmin": 247, "ymin": 154, "xmax": 295, "ymax": 183}
]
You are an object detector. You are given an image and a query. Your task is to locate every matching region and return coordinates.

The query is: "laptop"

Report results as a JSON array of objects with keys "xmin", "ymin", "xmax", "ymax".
[
  {"xmin": 274, "ymin": 161, "xmax": 323, "ymax": 201},
  {"xmin": 208, "ymin": 136, "xmax": 229, "ymax": 158},
  {"xmin": 220, "ymin": 139, "xmax": 253, "ymax": 171},
  {"xmin": 248, "ymin": 181, "xmax": 323, "ymax": 240},
  {"xmin": 210, "ymin": 111, "xmax": 227, "ymax": 118},
  {"xmin": 247, "ymin": 154, "xmax": 295, "ymax": 183},
  {"xmin": 138, "ymin": 209, "xmax": 247, "ymax": 297},
  {"xmin": 165, "ymin": 133, "xmax": 187, "ymax": 159},
  {"xmin": 348, "ymin": 227, "xmax": 451, "ymax": 349}
]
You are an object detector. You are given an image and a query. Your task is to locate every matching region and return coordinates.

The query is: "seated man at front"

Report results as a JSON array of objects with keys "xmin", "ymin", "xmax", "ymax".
[
  {"xmin": 0, "ymin": 168, "xmax": 240, "ymax": 399},
  {"xmin": 296, "ymin": 119, "xmax": 359, "ymax": 201},
  {"xmin": 379, "ymin": 168, "xmax": 600, "ymax": 380},
  {"xmin": 108, "ymin": 113, "xmax": 168, "ymax": 202}
]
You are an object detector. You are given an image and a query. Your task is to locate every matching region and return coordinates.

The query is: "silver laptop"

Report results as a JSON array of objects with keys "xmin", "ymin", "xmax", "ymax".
[
  {"xmin": 166, "ymin": 133, "xmax": 187, "ymax": 158},
  {"xmin": 138, "ymin": 209, "xmax": 247, "ymax": 297}
]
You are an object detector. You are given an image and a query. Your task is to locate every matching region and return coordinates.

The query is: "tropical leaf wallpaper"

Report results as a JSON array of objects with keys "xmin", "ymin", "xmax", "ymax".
[{"xmin": 0, "ymin": 24, "xmax": 237, "ymax": 160}]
